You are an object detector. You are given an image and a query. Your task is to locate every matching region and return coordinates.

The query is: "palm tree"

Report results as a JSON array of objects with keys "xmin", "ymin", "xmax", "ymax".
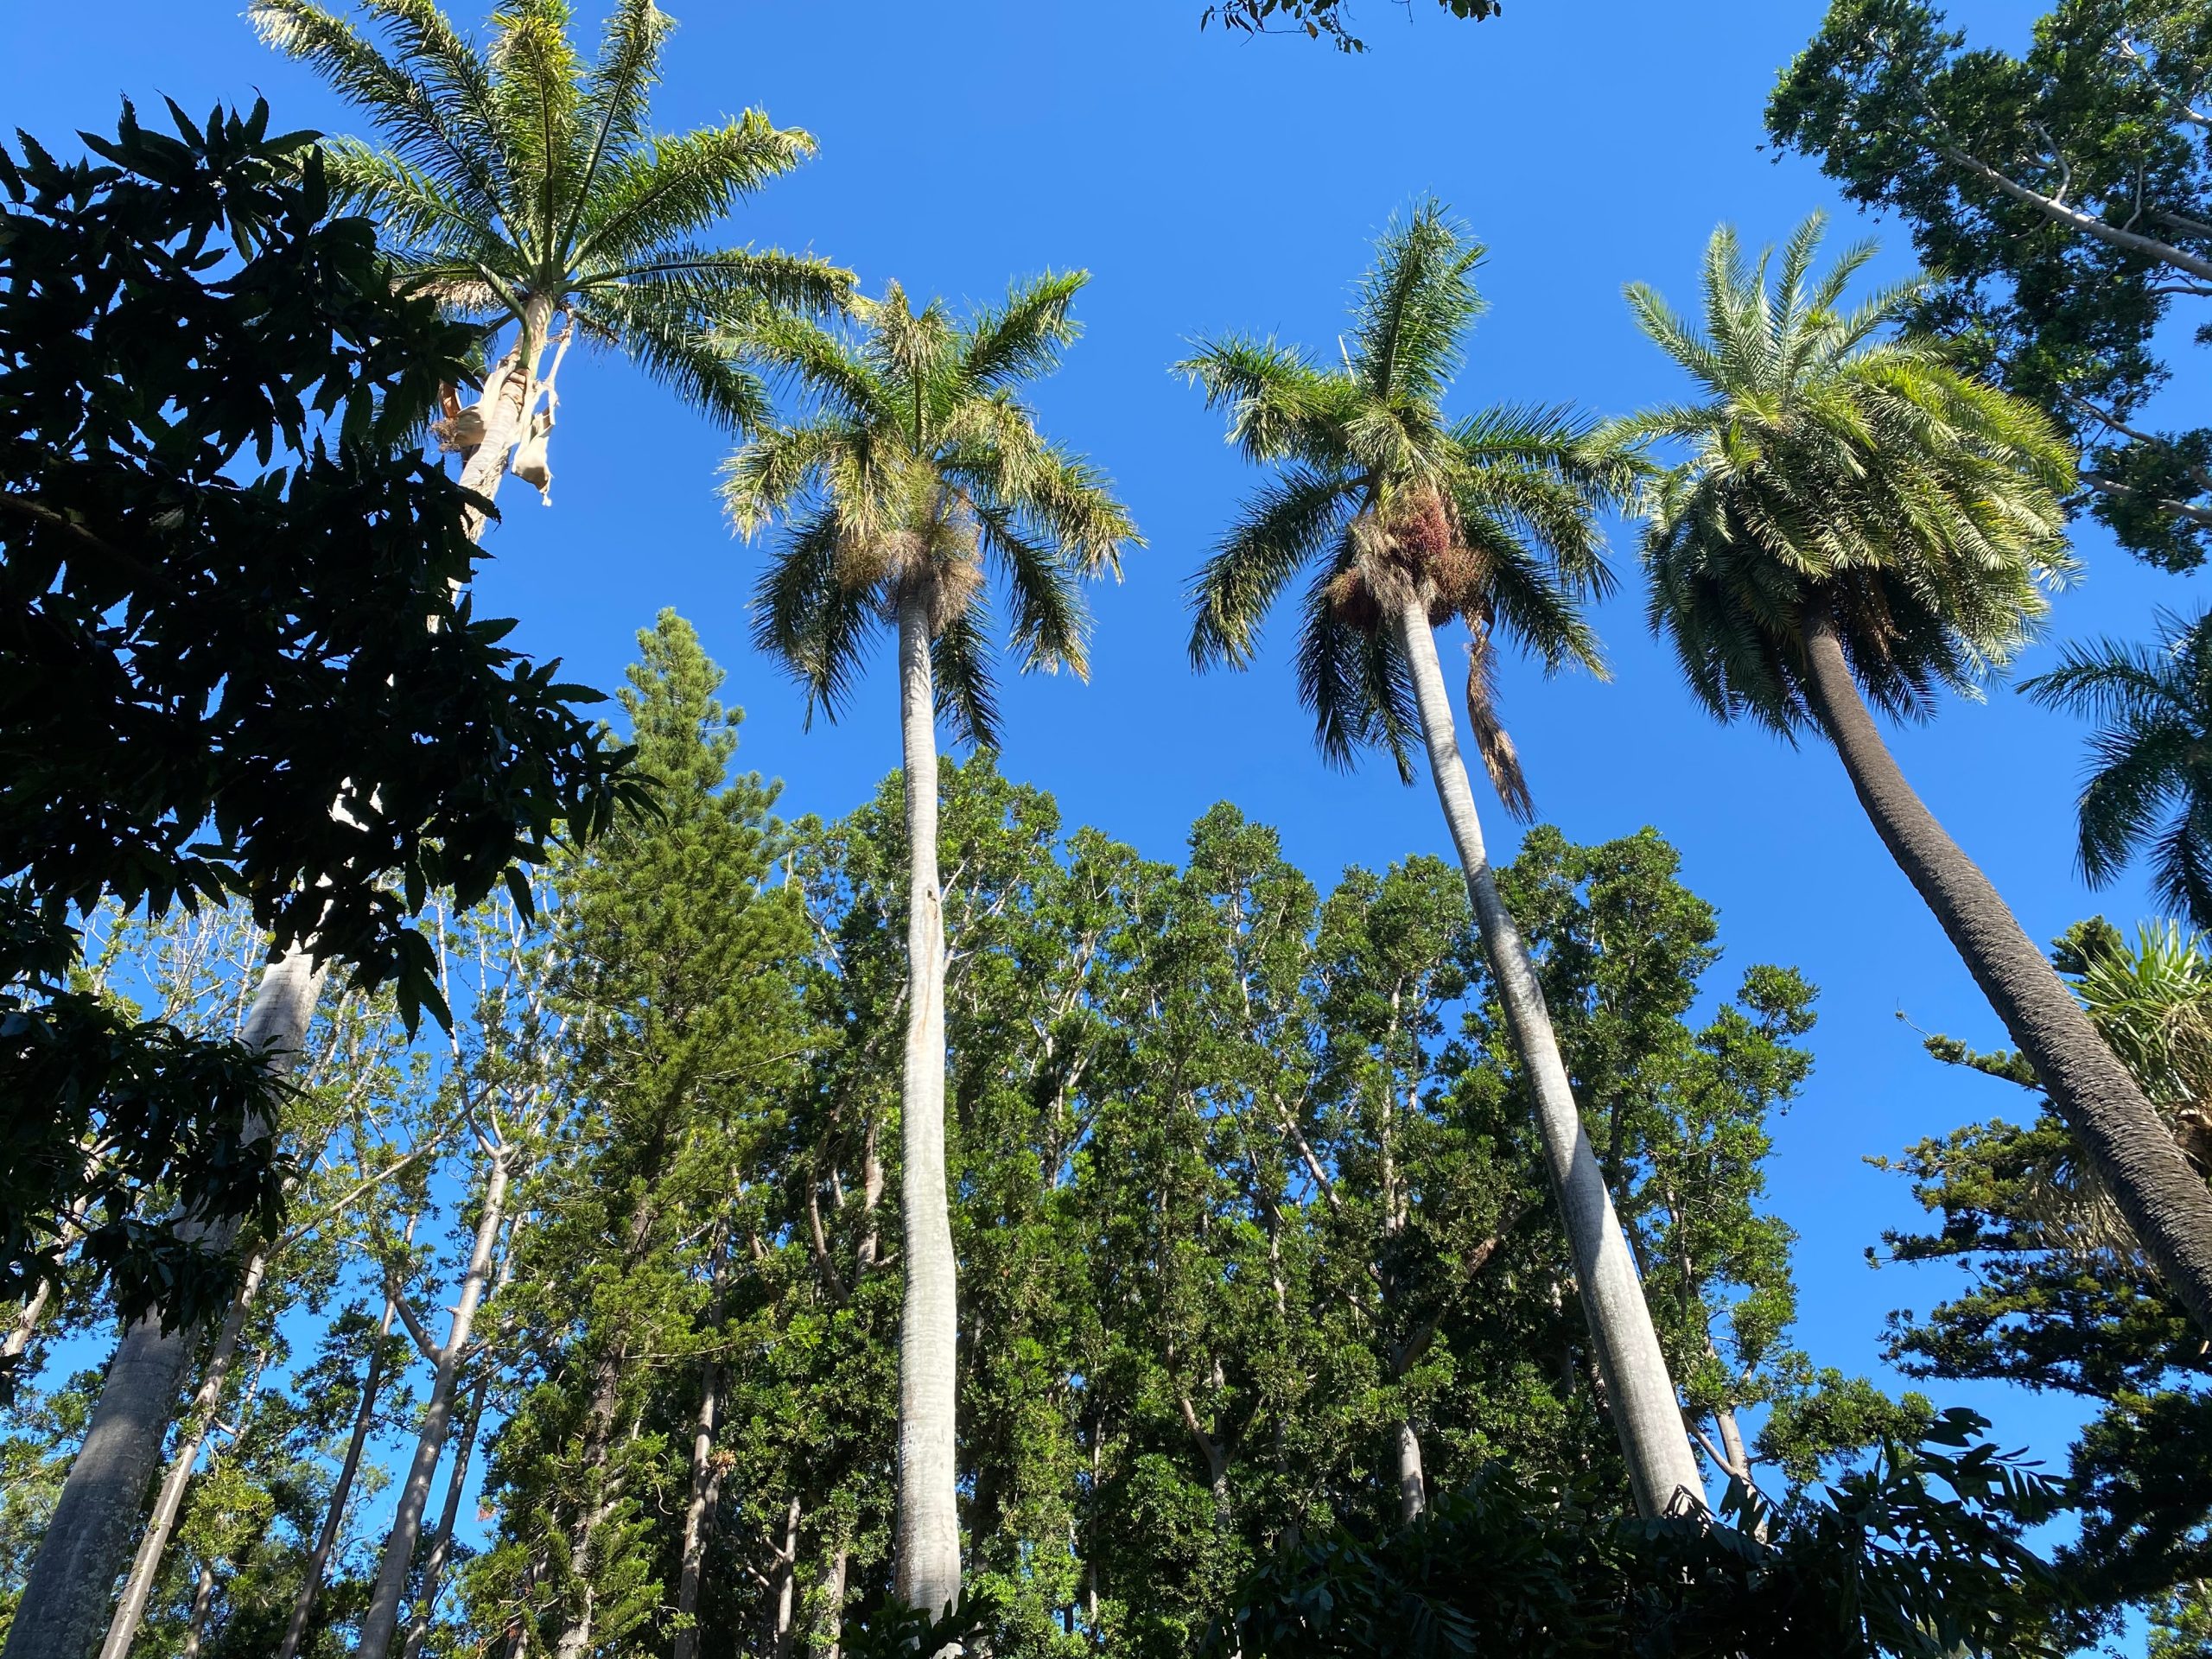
[
  {"xmin": 722, "ymin": 273, "xmax": 1140, "ymax": 1617},
  {"xmin": 1616, "ymin": 212, "xmax": 2212, "ymax": 1338},
  {"xmin": 2026, "ymin": 608, "xmax": 2212, "ymax": 932},
  {"xmin": 0, "ymin": 13, "xmax": 852, "ymax": 1659},
  {"xmin": 1179, "ymin": 200, "xmax": 1707, "ymax": 1521}
]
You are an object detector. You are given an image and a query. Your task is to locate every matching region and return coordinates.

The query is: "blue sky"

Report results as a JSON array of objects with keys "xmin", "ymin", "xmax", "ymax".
[{"xmin": 12, "ymin": 0, "xmax": 2206, "ymax": 1582}]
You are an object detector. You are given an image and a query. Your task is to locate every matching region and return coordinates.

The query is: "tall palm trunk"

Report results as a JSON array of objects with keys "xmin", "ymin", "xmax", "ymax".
[
  {"xmin": 1802, "ymin": 604, "xmax": 2212, "ymax": 1332},
  {"xmin": 399, "ymin": 1370, "xmax": 490, "ymax": 1659},
  {"xmin": 97, "ymin": 1246, "xmax": 270, "ymax": 1659},
  {"xmin": 893, "ymin": 584, "xmax": 961, "ymax": 1619},
  {"xmin": 357, "ymin": 1149, "xmax": 512, "ymax": 1659},
  {"xmin": 275, "ymin": 1276, "xmax": 405, "ymax": 1659},
  {"xmin": 0, "ymin": 953, "xmax": 322, "ymax": 1659},
  {"xmin": 1395, "ymin": 601, "xmax": 1704, "ymax": 1518}
]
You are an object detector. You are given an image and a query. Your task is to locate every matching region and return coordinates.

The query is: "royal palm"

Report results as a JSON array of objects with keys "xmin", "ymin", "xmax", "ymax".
[
  {"xmin": 244, "ymin": 6, "xmax": 843, "ymax": 1656},
  {"xmin": 724, "ymin": 274, "xmax": 1139, "ymax": 1616},
  {"xmin": 1618, "ymin": 213, "xmax": 2212, "ymax": 1336},
  {"xmin": 1180, "ymin": 201, "xmax": 1705, "ymax": 1519}
]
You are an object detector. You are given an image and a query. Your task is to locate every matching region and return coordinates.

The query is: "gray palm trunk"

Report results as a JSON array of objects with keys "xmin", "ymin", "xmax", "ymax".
[
  {"xmin": 0, "ymin": 951, "xmax": 323, "ymax": 1659},
  {"xmin": 96, "ymin": 1246, "xmax": 270, "ymax": 1659},
  {"xmin": 1394, "ymin": 601, "xmax": 1705, "ymax": 1518},
  {"xmin": 355, "ymin": 1148, "xmax": 513, "ymax": 1659},
  {"xmin": 893, "ymin": 585, "xmax": 962, "ymax": 1619},
  {"xmin": 1801, "ymin": 604, "xmax": 2212, "ymax": 1334},
  {"xmin": 274, "ymin": 1288, "xmax": 402, "ymax": 1659}
]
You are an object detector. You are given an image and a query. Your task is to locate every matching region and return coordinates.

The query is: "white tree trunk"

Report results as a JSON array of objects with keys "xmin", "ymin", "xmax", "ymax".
[
  {"xmin": 1395, "ymin": 1421, "xmax": 1426, "ymax": 1525},
  {"xmin": 0, "ymin": 953, "xmax": 321, "ymax": 1659},
  {"xmin": 399, "ymin": 1370, "xmax": 489, "ymax": 1659},
  {"xmin": 356, "ymin": 1151, "xmax": 512, "ymax": 1659},
  {"xmin": 1394, "ymin": 602, "xmax": 1703, "ymax": 1519},
  {"xmin": 275, "ymin": 1282, "xmax": 403, "ymax": 1659},
  {"xmin": 96, "ymin": 1246, "xmax": 270, "ymax": 1659},
  {"xmin": 893, "ymin": 588, "xmax": 961, "ymax": 1620},
  {"xmin": 177, "ymin": 1562, "xmax": 215, "ymax": 1659},
  {"xmin": 671, "ymin": 1231, "xmax": 732, "ymax": 1659}
]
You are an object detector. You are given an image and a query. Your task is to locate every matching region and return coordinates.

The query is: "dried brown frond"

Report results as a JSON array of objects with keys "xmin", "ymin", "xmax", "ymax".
[{"xmin": 1465, "ymin": 624, "xmax": 1533, "ymax": 822}]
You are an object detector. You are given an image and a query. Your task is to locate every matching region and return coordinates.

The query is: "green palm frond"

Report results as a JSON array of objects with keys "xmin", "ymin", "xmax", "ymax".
[
  {"xmin": 1623, "ymin": 213, "xmax": 2077, "ymax": 736},
  {"xmin": 2026, "ymin": 610, "xmax": 2212, "ymax": 925},
  {"xmin": 487, "ymin": 0, "xmax": 584, "ymax": 262},
  {"xmin": 1351, "ymin": 198, "xmax": 1484, "ymax": 408},
  {"xmin": 727, "ymin": 275, "xmax": 1137, "ymax": 744},
  {"xmin": 566, "ymin": 0, "xmax": 669, "ymax": 243},
  {"xmin": 572, "ymin": 114, "xmax": 816, "ymax": 270},
  {"xmin": 571, "ymin": 280, "xmax": 769, "ymax": 431},
  {"xmin": 1183, "ymin": 200, "xmax": 1611, "ymax": 790}
]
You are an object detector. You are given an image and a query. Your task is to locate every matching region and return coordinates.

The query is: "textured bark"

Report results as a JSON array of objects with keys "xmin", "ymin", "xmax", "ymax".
[
  {"xmin": 1, "ymin": 951, "xmax": 321, "ymax": 1659},
  {"xmin": 1395, "ymin": 1421, "xmax": 1427, "ymax": 1524},
  {"xmin": 1801, "ymin": 605, "xmax": 2212, "ymax": 1335},
  {"xmin": 275, "ymin": 1279, "xmax": 404, "ymax": 1659},
  {"xmin": 356, "ymin": 1151, "xmax": 512, "ymax": 1659},
  {"xmin": 671, "ymin": 1230, "xmax": 733, "ymax": 1659},
  {"xmin": 177, "ymin": 1563, "xmax": 215, "ymax": 1659},
  {"xmin": 772, "ymin": 1497, "xmax": 803, "ymax": 1659},
  {"xmin": 1395, "ymin": 602, "xmax": 1704, "ymax": 1518},
  {"xmin": 893, "ymin": 587, "xmax": 961, "ymax": 1619},
  {"xmin": 96, "ymin": 1247, "xmax": 270, "ymax": 1659},
  {"xmin": 823, "ymin": 1546, "xmax": 849, "ymax": 1659},
  {"xmin": 453, "ymin": 296, "xmax": 555, "ymax": 542},
  {"xmin": 399, "ymin": 1371, "xmax": 489, "ymax": 1659}
]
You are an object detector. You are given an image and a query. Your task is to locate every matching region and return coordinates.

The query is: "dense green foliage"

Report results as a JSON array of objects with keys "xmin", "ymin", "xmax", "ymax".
[
  {"xmin": 1768, "ymin": 0, "xmax": 2212, "ymax": 571},
  {"xmin": 0, "ymin": 99, "xmax": 626, "ymax": 1365}
]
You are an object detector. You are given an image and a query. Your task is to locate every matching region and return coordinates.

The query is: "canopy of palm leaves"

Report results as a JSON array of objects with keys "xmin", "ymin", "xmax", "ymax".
[
  {"xmin": 1616, "ymin": 213, "xmax": 2076, "ymax": 737},
  {"xmin": 251, "ymin": 0, "xmax": 851, "ymax": 429},
  {"xmin": 1179, "ymin": 200, "xmax": 1627, "ymax": 808},
  {"xmin": 2027, "ymin": 607, "xmax": 2212, "ymax": 931},
  {"xmin": 722, "ymin": 274, "xmax": 1141, "ymax": 748}
]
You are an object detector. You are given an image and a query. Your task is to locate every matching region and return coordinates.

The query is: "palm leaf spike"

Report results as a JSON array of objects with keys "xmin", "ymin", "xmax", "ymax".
[
  {"xmin": 725, "ymin": 271, "xmax": 1136, "ymax": 1620},
  {"xmin": 1179, "ymin": 200, "xmax": 1706, "ymax": 1521},
  {"xmin": 251, "ymin": 0, "xmax": 851, "ymax": 541}
]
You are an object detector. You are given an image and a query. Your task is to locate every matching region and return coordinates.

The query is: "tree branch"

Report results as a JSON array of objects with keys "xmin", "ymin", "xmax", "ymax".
[{"xmin": 1935, "ymin": 143, "xmax": 2212, "ymax": 282}]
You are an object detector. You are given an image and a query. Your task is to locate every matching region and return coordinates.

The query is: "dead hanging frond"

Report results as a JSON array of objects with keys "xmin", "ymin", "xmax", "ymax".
[{"xmin": 1464, "ymin": 620, "xmax": 1533, "ymax": 822}]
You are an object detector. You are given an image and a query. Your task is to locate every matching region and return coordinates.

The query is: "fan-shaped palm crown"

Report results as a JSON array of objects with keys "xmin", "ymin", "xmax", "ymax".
[
  {"xmin": 1181, "ymin": 200, "xmax": 1630, "ymax": 804},
  {"xmin": 2026, "ymin": 608, "xmax": 2212, "ymax": 929},
  {"xmin": 723, "ymin": 273, "xmax": 1141, "ymax": 747},
  {"xmin": 1617, "ymin": 213, "xmax": 2076, "ymax": 736},
  {"xmin": 251, "ymin": 0, "xmax": 850, "ymax": 428}
]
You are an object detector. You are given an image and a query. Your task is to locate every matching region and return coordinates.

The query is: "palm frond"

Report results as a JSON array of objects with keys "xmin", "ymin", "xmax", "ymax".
[
  {"xmin": 960, "ymin": 270, "xmax": 1085, "ymax": 395},
  {"xmin": 570, "ymin": 282, "xmax": 769, "ymax": 430},
  {"xmin": 931, "ymin": 601, "xmax": 1002, "ymax": 749},
  {"xmin": 1189, "ymin": 467, "xmax": 1356, "ymax": 669},
  {"xmin": 572, "ymin": 113, "xmax": 817, "ymax": 270},
  {"xmin": 752, "ymin": 506, "xmax": 874, "ymax": 728},
  {"xmin": 1351, "ymin": 197, "xmax": 1484, "ymax": 407},
  {"xmin": 565, "ymin": 0, "xmax": 670, "ymax": 243}
]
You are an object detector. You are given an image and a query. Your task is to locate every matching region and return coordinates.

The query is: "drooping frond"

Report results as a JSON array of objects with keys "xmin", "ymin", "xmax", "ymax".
[
  {"xmin": 570, "ymin": 280, "xmax": 770, "ymax": 432},
  {"xmin": 752, "ymin": 505, "xmax": 874, "ymax": 728},
  {"xmin": 931, "ymin": 600, "xmax": 1002, "ymax": 749},
  {"xmin": 1176, "ymin": 336, "xmax": 1351, "ymax": 470},
  {"xmin": 1189, "ymin": 467, "xmax": 1355, "ymax": 670}
]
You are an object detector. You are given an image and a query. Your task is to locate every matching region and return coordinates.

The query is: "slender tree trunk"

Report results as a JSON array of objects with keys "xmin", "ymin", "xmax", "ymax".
[
  {"xmin": 399, "ymin": 1370, "xmax": 489, "ymax": 1659},
  {"xmin": 671, "ymin": 1230, "xmax": 733, "ymax": 1659},
  {"xmin": 773, "ymin": 1496, "xmax": 803, "ymax": 1659},
  {"xmin": 893, "ymin": 586, "xmax": 960, "ymax": 1619},
  {"xmin": 823, "ymin": 1545, "xmax": 849, "ymax": 1659},
  {"xmin": 1395, "ymin": 602, "xmax": 1703, "ymax": 1518},
  {"xmin": 357, "ymin": 1150, "xmax": 512, "ymax": 1659},
  {"xmin": 1, "ymin": 953, "xmax": 322, "ymax": 1659},
  {"xmin": 275, "ymin": 1276, "xmax": 406, "ymax": 1659},
  {"xmin": 1801, "ymin": 605, "xmax": 2212, "ymax": 1336},
  {"xmin": 1395, "ymin": 1421, "xmax": 1427, "ymax": 1525},
  {"xmin": 96, "ymin": 1247, "xmax": 270, "ymax": 1659},
  {"xmin": 178, "ymin": 1562, "xmax": 215, "ymax": 1659}
]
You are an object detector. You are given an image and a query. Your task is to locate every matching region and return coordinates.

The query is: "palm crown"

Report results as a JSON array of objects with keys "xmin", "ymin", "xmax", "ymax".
[
  {"xmin": 722, "ymin": 273, "xmax": 1141, "ymax": 747},
  {"xmin": 1616, "ymin": 213, "xmax": 2076, "ymax": 735},
  {"xmin": 1181, "ymin": 200, "xmax": 1629, "ymax": 809},
  {"xmin": 251, "ymin": 0, "xmax": 850, "ymax": 429}
]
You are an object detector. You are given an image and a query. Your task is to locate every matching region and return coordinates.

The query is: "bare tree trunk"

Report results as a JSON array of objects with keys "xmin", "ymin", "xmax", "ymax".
[
  {"xmin": 275, "ymin": 1274, "xmax": 407, "ymax": 1659},
  {"xmin": 178, "ymin": 1562, "xmax": 216, "ymax": 1659},
  {"xmin": 671, "ymin": 1230, "xmax": 733, "ymax": 1659},
  {"xmin": 357, "ymin": 1150, "xmax": 512, "ymax": 1659},
  {"xmin": 773, "ymin": 1497, "xmax": 803, "ymax": 1659},
  {"xmin": 4, "ymin": 1187, "xmax": 95, "ymax": 1366},
  {"xmin": 97, "ymin": 1247, "xmax": 270, "ymax": 1659},
  {"xmin": 399, "ymin": 1370, "xmax": 489, "ymax": 1659},
  {"xmin": 1395, "ymin": 602, "xmax": 1703, "ymax": 1519},
  {"xmin": 1395, "ymin": 1421, "xmax": 1427, "ymax": 1525},
  {"xmin": 1802, "ymin": 603, "xmax": 2212, "ymax": 1336},
  {"xmin": 823, "ymin": 1545, "xmax": 849, "ymax": 1659},
  {"xmin": 1, "ymin": 952, "xmax": 322, "ymax": 1659},
  {"xmin": 893, "ymin": 587, "xmax": 960, "ymax": 1620}
]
